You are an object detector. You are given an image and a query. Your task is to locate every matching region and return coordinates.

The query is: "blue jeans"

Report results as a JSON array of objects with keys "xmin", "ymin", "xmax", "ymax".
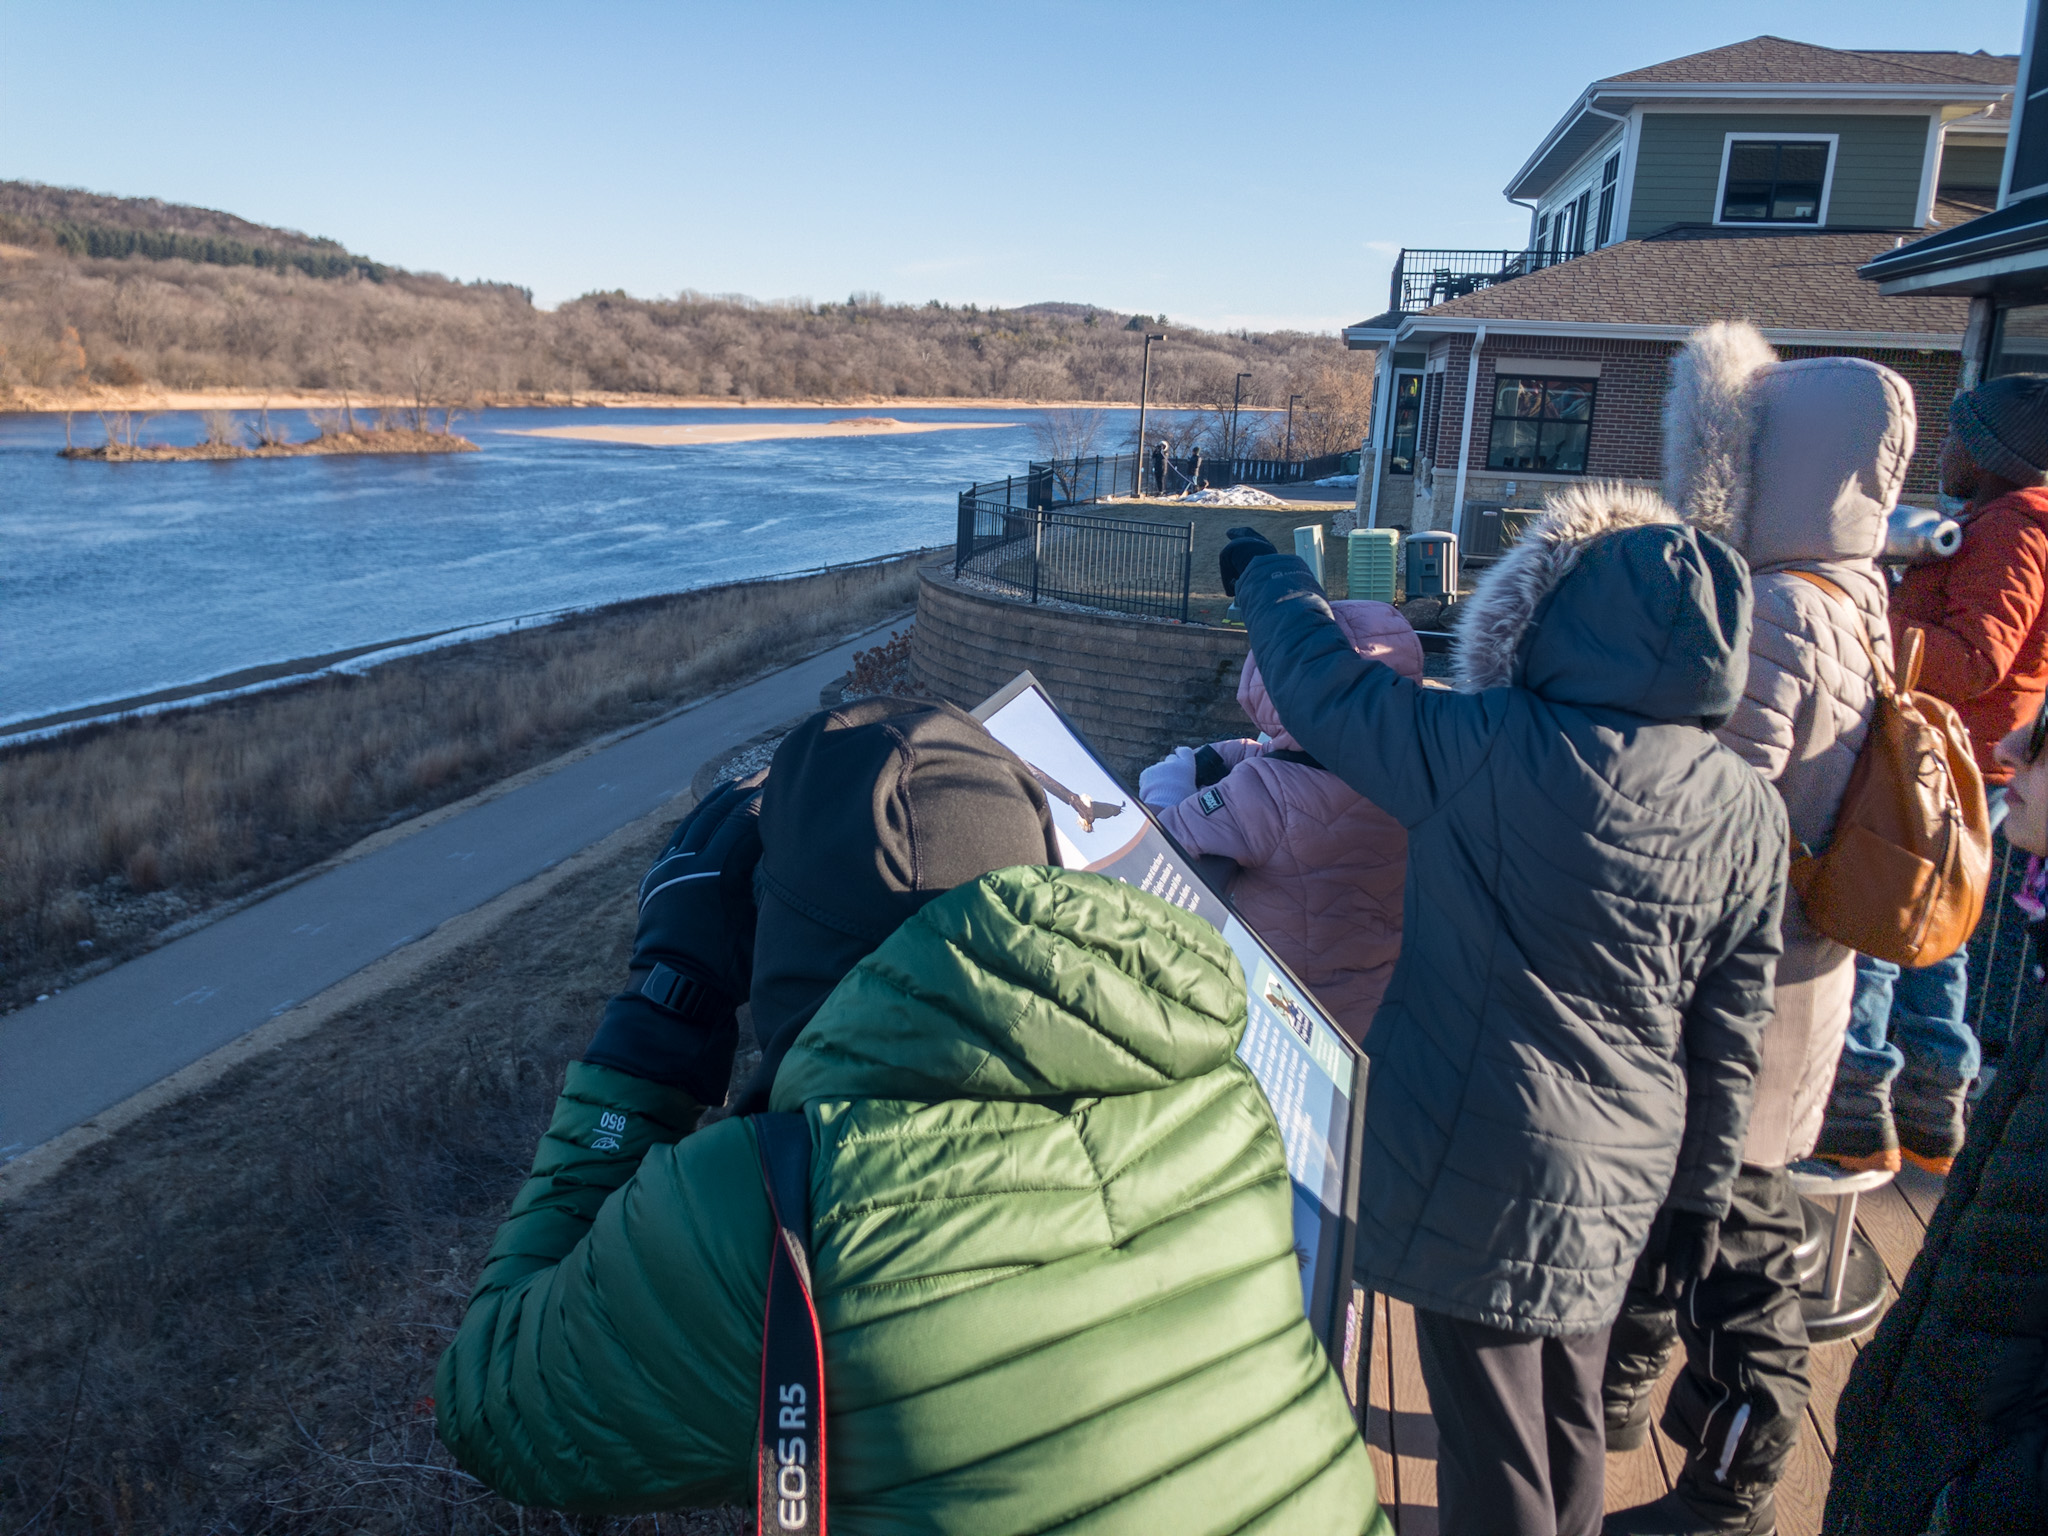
[{"xmin": 1831, "ymin": 787, "xmax": 2006, "ymax": 1139}]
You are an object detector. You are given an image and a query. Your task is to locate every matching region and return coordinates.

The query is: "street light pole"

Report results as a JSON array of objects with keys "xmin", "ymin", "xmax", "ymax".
[
  {"xmin": 1136, "ymin": 331, "xmax": 1166, "ymax": 495},
  {"xmin": 1285, "ymin": 394, "xmax": 1304, "ymax": 461},
  {"xmin": 1230, "ymin": 371, "xmax": 1251, "ymax": 461}
]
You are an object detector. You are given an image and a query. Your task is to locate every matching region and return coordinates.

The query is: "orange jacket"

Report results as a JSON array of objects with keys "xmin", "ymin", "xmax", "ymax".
[{"xmin": 1891, "ymin": 485, "xmax": 2048, "ymax": 783}]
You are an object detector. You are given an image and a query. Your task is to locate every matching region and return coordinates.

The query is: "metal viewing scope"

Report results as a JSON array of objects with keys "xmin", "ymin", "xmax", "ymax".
[{"xmin": 1885, "ymin": 505, "xmax": 1962, "ymax": 566}]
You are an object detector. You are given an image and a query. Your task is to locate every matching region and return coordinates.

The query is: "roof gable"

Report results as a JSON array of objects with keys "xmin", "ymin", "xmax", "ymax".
[{"xmin": 1607, "ymin": 35, "xmax": 2014, "ymax": 88}]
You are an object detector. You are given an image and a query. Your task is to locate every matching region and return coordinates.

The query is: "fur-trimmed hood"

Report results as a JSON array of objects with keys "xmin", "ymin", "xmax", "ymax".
[
  {"xmin": 1663, "ymin": 320, "xmax": 1915, "ymax": 567},
  {"xmin": 1452, "ymin": 480, "xmax": 1752, "ymax": 722}
]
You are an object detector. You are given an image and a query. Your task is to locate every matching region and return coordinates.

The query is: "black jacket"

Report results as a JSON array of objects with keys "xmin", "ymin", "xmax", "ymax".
[
  {"xmin": 1826, "ymin": 922, "xmax": 2048, "ymax": 1535},
  {"xmin": 1235, "ymin": 486, "xmax": 1785, "ymax": 1335}
]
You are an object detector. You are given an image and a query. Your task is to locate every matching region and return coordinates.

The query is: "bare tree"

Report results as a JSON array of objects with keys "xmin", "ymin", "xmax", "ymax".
[
  {"xmin": 199, "ymin": 410, "xmax": 242, "ymax": 448},
  {"xmin": 1028, "ymin": 408, "xmax": 1107, "ymax": 499}
]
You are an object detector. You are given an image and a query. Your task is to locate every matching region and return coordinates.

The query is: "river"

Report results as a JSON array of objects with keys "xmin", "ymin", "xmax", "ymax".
[{"xmin": 1, "ymin": 405, "xmax": 1137, "ymax": 728}]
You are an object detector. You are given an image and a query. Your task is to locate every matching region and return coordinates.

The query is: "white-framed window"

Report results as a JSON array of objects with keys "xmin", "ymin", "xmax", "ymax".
[{"xmin": 1714, "ymin": 133, "xmax": 1838, "ymax": 226}]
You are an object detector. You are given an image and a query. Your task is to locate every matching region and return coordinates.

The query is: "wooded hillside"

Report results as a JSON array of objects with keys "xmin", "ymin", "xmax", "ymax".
[{"xmin": 0, "ymin": 182, "xmax": 1364, "ymax": 429}]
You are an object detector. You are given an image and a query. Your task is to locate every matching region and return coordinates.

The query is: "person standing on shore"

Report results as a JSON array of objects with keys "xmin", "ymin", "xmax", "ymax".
[
  {"xmin": 1150, "ymin": 437, "xmax": 1169, "ymax": 496},
  {"xmin": 1603, "ymin": 325, "xmax": 1914, "ymax": 1536},
  {"xmin": 1819, "ymin": 375, "xmax": 2048, "ymax": 1176},
  {"xmin": 1220, "ymin": 484, "xmax": 1784, "ymax": 1536}
]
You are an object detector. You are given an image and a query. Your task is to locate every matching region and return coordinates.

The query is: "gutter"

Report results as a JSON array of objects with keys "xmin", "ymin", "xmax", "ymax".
[
  {"xmin": 1384, "ymin": 315, "xmax": 1963, "ymax": 350},
  {"xmin": 1450, "ymin": 324, "xmax": 1487, "ymax": 531}
]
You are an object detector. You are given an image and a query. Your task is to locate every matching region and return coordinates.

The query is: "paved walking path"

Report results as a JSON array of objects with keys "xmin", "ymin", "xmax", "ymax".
[{"xmin": 0, "ymin": 625, "xmax": 895, "ymax": 1164}]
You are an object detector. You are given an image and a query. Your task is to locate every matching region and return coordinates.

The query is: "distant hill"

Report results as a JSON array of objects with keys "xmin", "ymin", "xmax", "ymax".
[
  {"xmin": 0, "ymin": 182, "xmax": 1367, "ymax": 445},
  {"xmin": 0, "ymin": 181, "xmax": 389, "ymax": 282}
]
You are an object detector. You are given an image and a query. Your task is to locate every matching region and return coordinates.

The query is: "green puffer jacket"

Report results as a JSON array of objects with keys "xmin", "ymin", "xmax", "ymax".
[{"xmin": 437, "ymin": 865, "xmax": 1383, "ymax": 1534}]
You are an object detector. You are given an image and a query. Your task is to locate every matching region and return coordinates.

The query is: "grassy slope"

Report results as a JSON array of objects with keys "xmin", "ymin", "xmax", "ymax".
[
  {"xmin": 0, "ymin": 806, "xmax": 748, "ymax": 1535},
  {"xmin": 1, "ymin": 555, "xmax": 926, "ymax": 1012}
]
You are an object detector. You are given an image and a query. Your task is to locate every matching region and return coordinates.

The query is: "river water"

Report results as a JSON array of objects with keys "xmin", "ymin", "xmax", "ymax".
[{"xmin": 1, "ymin": 405, "xmax": 1127, "ymax": 727}]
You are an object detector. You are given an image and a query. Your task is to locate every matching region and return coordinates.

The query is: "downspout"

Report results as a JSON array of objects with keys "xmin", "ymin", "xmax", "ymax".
[
  {"xmin": 1450, "ymin": 324, "xmax": 1486, "ymax": 535},
  {"xmin": 1365, "ymin": 338, "xmax": 1396, "ymax": 528}
]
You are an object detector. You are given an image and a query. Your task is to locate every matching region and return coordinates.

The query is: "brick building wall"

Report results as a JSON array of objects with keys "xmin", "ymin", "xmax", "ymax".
[
  {"xmin": 1402, "ymin": 332, "xmax": 1958, "ymax": 516},
  {"xmin": 911, "ymin": 565, "xmax": 1253, "ymax": 782}
]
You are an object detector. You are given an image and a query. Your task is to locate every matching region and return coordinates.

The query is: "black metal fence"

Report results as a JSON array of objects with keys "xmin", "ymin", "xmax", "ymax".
[{"xmin": 954, "ymin": 496, "xmax": 1194, "ymax": 621}]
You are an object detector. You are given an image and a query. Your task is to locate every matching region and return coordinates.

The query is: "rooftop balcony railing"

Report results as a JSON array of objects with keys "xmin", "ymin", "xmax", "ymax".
[{"xmin": 1389, "ymin": 245, "xmax": 1580, "ymax": 314}]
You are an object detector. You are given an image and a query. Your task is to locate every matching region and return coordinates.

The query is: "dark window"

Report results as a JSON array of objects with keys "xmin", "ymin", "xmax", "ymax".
[
  {"xmin": 1992, "ymin": 302, "xmax": 2048, "ymax": 376},
  {"xmin": 1388, "ymin": 372, "xmax": 1422, "ymax": 475},
  {"xmin": 1485, "ymin": 375, "xmax": 1595, "ymax": 473},
  {"xmin": 1419, "ymin": 372, "xmax": 1445, "ymax": 468},
  {"xmin": 1720, "ymin": 140, "xmax": 1829, "ymax": 223},
  {"xmin": 1535, "ymin": 213, "xmax": 1549, "ymax": 257},
  {"xmin": 1571, "ymin": 190, "xmax": 1592, "ymax": 255},
  {"xmin": 1595, "ymin": 153, "xmax": 1619, "ymax": 245}
]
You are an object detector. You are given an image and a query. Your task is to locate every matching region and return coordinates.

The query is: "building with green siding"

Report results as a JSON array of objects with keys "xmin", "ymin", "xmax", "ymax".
[{"xmin": 1343, "ymin": 36, "xmax": 2014, "ymax": 542}]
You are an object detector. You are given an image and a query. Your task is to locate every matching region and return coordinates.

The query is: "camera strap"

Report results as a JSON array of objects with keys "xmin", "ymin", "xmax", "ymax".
[{"xmin": 753, "ymin": 1111, "xmax": 826, "ymax": 1536}]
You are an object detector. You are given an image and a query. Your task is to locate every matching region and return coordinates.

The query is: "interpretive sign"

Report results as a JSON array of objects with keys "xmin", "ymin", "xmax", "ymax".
[{"xmin": 973, "ymin": 673, "xmax": 1367, "ymax": 1405}]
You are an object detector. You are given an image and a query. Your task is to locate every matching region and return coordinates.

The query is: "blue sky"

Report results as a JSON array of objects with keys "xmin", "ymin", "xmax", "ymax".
[{"xmin": 0, "ymin": 1, "xmax": 2026, "ymax": 332}]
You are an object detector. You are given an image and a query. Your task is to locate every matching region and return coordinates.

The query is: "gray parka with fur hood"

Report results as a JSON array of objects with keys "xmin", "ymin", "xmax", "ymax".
[
  {"xmin": 1235, "ymin": 486, "xmax": 1786, "ymax": 1336},
  {"xmin": 1664, "ymin": 323, "xmax": 1914, "ymax": 1167}
]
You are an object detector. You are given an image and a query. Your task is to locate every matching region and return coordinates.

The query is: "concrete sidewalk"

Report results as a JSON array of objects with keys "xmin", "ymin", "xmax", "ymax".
[{"xmin": 0, "ymin": 623, "xmax": 894, "ymax": 1165}]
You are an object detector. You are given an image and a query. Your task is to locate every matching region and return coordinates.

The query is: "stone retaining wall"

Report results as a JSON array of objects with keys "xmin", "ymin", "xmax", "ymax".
[{"xmin": 911, "ymin": 564, "xmax": 1253, "ymax": 782}]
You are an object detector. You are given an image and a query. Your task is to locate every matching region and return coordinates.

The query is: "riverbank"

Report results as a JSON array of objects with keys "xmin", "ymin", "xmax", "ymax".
[
  {"xmin": 6, "ymin": 386, "xmax": 1216, "ymax": 414},
  {"xmin": 0, "ymin": 551, "xmax": 933, "ymax": 1014},
  {"xmin": 59, "ymin": 427, "xmax": 478, "ymax": 462},
  {"xmin": 506, "ymin": 415, "xmax": 1015, "ymax": 447}
]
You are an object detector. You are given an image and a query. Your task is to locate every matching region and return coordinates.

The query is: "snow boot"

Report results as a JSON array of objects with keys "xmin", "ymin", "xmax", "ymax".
[
  {"xmin": 1602, "ymin": 1469, "xmax": 1775, "ymax": 1535},
  {"xmin": 1896, "ymin": 1080, "xmax": 1968, "ymax": 1177},
  {"xmin": 1811, "ymin": 1113, "xmax": 1901, "ymax": 1175}
]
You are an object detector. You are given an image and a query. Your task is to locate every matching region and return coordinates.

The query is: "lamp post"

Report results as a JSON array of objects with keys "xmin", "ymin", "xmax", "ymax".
[
  {"xmin": 1285, "ymin": 393, "xmax": 1304, "ymax": 461},
  {"xmin": 1230, "ymin": 371, "xmax": 1252, "ymax": 461},
  {"xmin": 1135, "ymin": 331, "xmax": 1166, "ymax": 495}
]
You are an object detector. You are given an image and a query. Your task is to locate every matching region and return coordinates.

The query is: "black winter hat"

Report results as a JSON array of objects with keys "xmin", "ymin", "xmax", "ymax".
[
  {"xmin": 730, "ymin": 696, "xmax": 1061, "ymax": 1113},
  {"xmin": 1950, "ymin": 374, "xmax": 2048, "ymax": 487}
]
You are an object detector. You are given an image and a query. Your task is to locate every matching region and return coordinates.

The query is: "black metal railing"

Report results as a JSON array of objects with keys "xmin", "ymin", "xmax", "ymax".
[
  {"xmin": 954, "ymin": 498, "xmax": 1194, "ymax": 621},
  {"xmin": 1968, "ymin": 829, "xmax": 2038, "ymax": 1055},
  {"xmin": 1388, "ymin": 246, "xmax": 1581, "ymax": 314}
]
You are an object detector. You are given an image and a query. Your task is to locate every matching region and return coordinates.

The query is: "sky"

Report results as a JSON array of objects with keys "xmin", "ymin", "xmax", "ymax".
[{"xmin": 0, "ymin": 0, "xmax": 2028, "ymax": 334}]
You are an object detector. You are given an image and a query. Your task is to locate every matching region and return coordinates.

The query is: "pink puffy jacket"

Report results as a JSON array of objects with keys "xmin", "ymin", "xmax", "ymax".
[{"xmin": 1156, "ymin": 601, "xmax": 1423, "ymax": 1042}]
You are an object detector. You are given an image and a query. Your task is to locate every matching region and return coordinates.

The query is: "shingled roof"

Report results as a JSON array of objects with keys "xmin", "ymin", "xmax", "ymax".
[
  {"xmin": 1380, "ymin": 220, "xmax": 1972, "ymax": 340},
  {"xmin": 1607, "ymin": 36, "xmax": 2015, "ymax": 88}
]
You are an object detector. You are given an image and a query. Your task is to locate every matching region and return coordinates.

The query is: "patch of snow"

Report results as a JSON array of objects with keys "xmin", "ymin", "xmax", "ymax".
[
  {"xmin": 1314, "ymin": 474, "xmax": 1360, "ymax": 488},
  {"xmin": 1177, "ymin": 485, "xmax": 1287, "ymax": 507}
]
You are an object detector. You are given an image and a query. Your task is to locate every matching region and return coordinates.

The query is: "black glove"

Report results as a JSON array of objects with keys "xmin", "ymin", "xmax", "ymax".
[
  {"xmin": 1218, "ymin": 526, "xmax": 1279, "ymax": 598},
  {"xmin": 1649, "ymin": 1210, "xmax": 1722, "ymax": 1305},
  {"xmin": 582, "ymin": 774, "xmax": 765, "ymax": 1100}
]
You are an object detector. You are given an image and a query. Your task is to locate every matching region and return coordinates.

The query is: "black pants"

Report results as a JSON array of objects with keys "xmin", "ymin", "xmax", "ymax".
[
  {"xmin": 1412, "ymin": 1307, "xmax": 1609, "ymax": 1536},
  {"xmin": 1605, "ymin": 1166, "xmax": 1811, "ymax": 1496}
]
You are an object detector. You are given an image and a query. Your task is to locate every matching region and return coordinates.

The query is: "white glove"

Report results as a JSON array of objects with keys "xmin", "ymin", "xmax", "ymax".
[{"xmin": 1138, "ymin": 745, "xmax": 1199, "ymax": 810}]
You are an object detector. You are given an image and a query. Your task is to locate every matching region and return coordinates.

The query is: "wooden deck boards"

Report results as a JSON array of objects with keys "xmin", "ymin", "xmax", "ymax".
[{"xmin": 1364, "ymin": 1179, "xmax": 1938, "ymax": 1533}]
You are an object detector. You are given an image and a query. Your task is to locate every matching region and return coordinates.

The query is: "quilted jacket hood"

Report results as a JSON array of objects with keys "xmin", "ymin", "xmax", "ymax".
[
  {"xmin": 1453, "ymin": 481, "xmax": 1753, "ymax": 724},
  {"xmin": 771, "ymin": 865, "xmax": 1246, "ymax": 1108},
  {"xmin": 1240, "ymin": 600, "xmax": 1424, "ymax": 748},
  {"xmin": 1662, "ymin": 320, "xmax": 1916, "ymax": 569}
]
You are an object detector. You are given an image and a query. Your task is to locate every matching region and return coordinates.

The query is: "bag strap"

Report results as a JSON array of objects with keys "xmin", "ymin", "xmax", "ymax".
[
  {"xmin": 754, "ymin": 1111, "xmax": 826, "ymax": 1536},
  {"xmin": 1786, "ymin": 570, "xmax": 1898, "ymax": 701}
]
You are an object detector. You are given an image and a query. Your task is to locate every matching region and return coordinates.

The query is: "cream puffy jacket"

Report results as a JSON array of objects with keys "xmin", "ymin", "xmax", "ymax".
[{"xmin": 1665, "ymin": 325, "xmax": 1914, "ymax": 1166}]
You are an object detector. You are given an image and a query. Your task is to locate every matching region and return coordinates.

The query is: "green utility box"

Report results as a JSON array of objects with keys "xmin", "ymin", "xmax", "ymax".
[
  {"xmin": 1347, "ymin": 528, "xmax": 1398, "ymax": 603},
  {"xmin": 1406, "ymin": 530, "xmax": 1459, "ymax": 599}
]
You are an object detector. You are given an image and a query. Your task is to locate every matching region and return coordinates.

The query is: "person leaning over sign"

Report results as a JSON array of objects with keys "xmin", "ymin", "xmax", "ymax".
[
  {"xmin": 434, "ymin": 697, "xmax": 1383, "ymax": 1535},
  {"xmin": 1221, "ymin": 485, "xmax": 1785, "ymax": 1536}
]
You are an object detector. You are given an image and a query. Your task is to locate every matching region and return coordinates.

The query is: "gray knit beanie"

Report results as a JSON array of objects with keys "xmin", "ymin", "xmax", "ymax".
[{"xmin": 1950, "ymin": 374, "xmax": 2048, "ymax": 486}]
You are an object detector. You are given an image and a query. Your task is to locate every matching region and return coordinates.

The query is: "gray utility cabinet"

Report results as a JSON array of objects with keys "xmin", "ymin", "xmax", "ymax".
[{"xmin": 1406, "ymin": 531, "xmax": 1459, "ymax": 599}]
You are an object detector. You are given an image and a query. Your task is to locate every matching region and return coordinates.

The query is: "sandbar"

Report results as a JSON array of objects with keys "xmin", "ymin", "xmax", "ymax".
[{"xmin": 502, "ymin": 416, "xmax": 1019, "ymax": 447}]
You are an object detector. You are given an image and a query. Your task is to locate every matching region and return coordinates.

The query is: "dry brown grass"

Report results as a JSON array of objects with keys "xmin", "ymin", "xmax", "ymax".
[
  {"xmin": 0, "ymin": 554, "xmax": 929, "ymax": 1011},
  {"xmin": 0, "ymin": 810, "xmax": 753, "ymax": 1534}
]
